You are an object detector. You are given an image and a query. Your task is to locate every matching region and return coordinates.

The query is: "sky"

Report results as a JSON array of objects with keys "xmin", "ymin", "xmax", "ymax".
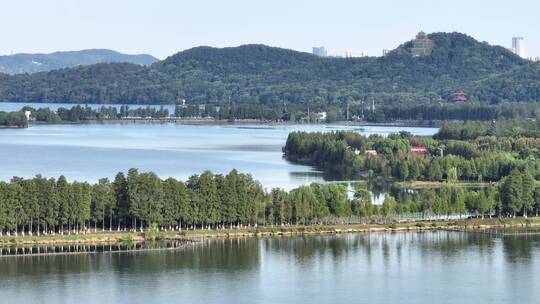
[{"xmin": 0, "ymin": 0, "xmax": 539, "ymax": 59}]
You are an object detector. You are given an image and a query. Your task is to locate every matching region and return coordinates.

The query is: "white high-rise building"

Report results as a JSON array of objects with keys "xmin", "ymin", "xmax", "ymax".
[
  {"xmin": 312, "ymin": 46, "xmax": 327, "ymax": 57},
  {"xmin": 512, "ymin": 37, "xmax": 524, "ymax": 58}
]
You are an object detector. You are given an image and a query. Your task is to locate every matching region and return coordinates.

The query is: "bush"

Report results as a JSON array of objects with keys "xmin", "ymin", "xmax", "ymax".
[
  {"xmin": 144, "ymin": 223, "xmax": 163, "ymax": 241},
  {"xmin": 118, "ymin": 234, "xmax": 133, "ymax": 243}
]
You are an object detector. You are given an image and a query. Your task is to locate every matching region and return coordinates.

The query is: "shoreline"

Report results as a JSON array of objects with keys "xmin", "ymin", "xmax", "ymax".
[
  {"xmin": 2, "ymin": 218, "xmax": 539, "ymax": 248},
  {"xmin": 23, "ymin": 119, "xmax": 441, "ymax": 128}
]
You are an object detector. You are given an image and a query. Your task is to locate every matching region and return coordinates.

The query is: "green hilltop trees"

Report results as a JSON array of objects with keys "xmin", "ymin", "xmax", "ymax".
[{"xmin": 1, "ymin": 33, "xmax": 538, "ymax": 107}]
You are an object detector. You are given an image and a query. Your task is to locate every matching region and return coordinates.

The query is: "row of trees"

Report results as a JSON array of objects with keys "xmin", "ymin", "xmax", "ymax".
[
  {"xmin": 12, "ymin": 102, "xmax": 540, "ymax": 127},
  {"xmin": 2, "ymin": 168, "xmax": 540, "ymax": 235},
  {"xmin": 4, "ymin": 100, "xmax": 538, "ymax": 127},
  {"xmin": 435, "ymin": 119, "xmax": 540, "ymax": 140},
  {"xmin": 22, "ymin": 104, "xmax": 318, "ymax": 124},
  {"xmin": 380, "ymin": 171, "xmax": 540, "ymax": 219},
  {"xmin": 0, "ymin": 169, "xmax": 362, "ymax": 235},
  {"xmin": 23, "ymin": 105, "xmax": 171, "ymax": 124},
  {"xmin": 358, "ymin": 102, "xmax": 537, "ymax": 122}
]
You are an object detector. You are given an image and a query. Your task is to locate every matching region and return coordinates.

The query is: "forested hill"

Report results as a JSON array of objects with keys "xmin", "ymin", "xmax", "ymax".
[
  {"xmin": 0, "ymin": 32, "xmax": 537, "ymax": 106},
  {"xmin": 0, "ymin": 49, "xmax": 158, "ymax": 75}
]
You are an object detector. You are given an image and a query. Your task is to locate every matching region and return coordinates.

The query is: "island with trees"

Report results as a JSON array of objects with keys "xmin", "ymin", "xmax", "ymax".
[{"xmin": 283, "ymin": 117, "xmax": 540, "ymax": 217}]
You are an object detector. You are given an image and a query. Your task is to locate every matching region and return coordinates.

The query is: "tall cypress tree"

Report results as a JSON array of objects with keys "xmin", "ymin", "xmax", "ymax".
[
  {"xmin": 501, "ymin": 170, "xmax": 523, "ymax": 217},
  {"xmin": 113, "ymin": 172, "xmax": 129, "ymax": 229},
  {"xmin": 56, "ymin": 175, "xmax": 72, "ymax": 233},
  {"xmin": 127, "ymin": 168, "xmax": 140, "ymax": 230},
  {"xmin": 521, "ymin": 170, "xmax": 535, "ymax": 217}
]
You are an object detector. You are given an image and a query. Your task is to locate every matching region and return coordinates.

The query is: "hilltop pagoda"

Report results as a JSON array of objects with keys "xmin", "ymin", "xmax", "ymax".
[{"xmin": 411, "ymin": 31, "xmax": 435, "ymax": 56}]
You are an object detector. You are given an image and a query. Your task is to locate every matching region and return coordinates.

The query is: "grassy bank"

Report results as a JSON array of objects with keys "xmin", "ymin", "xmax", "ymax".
[
  {"xmin": 2, "ymin": 217, "xmax": 540, "ymax": 247},
  {"xmin": 396, "ymin": 180, "xmax": 493, "ymax": 189}
]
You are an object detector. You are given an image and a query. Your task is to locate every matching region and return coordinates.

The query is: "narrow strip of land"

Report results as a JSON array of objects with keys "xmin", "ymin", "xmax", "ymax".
[{"xmin": 2, "ymin": 218, "xmax": 539, "ymax": 247}]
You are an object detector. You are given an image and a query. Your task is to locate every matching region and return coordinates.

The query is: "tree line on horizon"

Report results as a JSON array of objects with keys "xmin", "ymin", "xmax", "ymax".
[{"xmin": 0, "ymin": 100, "xmax": 537, "ymax": 128}]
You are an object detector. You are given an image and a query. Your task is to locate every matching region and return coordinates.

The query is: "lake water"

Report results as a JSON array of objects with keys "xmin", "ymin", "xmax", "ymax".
[
  {"xmin": 1, "ymin": 232, "xmax": 539, "ymax": 303},
  {"xmin": 0, "ymin": 123, "xmax": 437, "ymax": 189}
]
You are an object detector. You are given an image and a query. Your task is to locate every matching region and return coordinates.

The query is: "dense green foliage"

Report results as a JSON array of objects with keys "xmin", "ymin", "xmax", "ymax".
[
  {"xmin": 0, "ymin": 32, "xmax": 538, "ymax": 113},
  {"xmin": 0, "ymin": 111, "xmax": 27, "ymax": 127},
  {"xmin": 367, "ymin": 102, "xmax": 537, "ymax": 122},
  {"xmin": 380, "ymin": 174, "xmax": 540, "ymax": 219},
  {"xmin": 0, "ymin": 169, "xmax": 355, "ymax": 234},
  {"xmin": 435, "ymin": 118, "xmax": 540, "ymax": 140},
  {"xmin": 283, "ymin": 119, "xmax": 540, "ymax": 183}
]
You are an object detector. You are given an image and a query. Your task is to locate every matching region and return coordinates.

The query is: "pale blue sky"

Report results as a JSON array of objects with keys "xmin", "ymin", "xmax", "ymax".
[{"xmin": 0, "ymin": 0, "xmax": 538, "ymax": 59}]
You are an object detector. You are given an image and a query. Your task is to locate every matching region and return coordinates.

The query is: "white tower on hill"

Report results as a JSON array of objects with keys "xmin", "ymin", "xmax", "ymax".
[{"xmin": 512, "ymin": 37, "xmax": 524, "ymax": 58}]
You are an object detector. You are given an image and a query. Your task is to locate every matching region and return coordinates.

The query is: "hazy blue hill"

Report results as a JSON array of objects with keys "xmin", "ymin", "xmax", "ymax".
[
  {"xmin": 0, "ymin": 32, "xmax": 537, "ymax": 105},
  {"xmin": 0, "ymin": 49, "xmax": 158, "ymax": 74}
]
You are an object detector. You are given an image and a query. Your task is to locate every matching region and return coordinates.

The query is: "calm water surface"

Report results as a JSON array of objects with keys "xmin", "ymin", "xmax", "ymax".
[
  {"xmin": 1, "ymin": 232, "xmax": 539, "ymax": 304},
  {"xmin": 0, "ymin": 123, "xmax": 436, "ymax": 189}
]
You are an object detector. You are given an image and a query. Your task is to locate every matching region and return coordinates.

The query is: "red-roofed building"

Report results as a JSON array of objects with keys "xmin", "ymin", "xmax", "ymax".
[
  {"xmin": 365, "ymin": 150, "xmax": 378, "ymax": 157},
  {"xmin": 452, "ymin": 91, "xmax": 467, "ymax": 103},
  {"xmin": 411, "ymin": 146, "xmax": 427, "ymax": 154}
]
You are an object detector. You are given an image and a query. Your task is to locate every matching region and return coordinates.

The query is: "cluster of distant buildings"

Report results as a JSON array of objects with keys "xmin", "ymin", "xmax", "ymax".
[
  {"xmin": 312, "ymin": 46, "xmax": 366, "ymax": 58},
  {"xmin": 313, "ymin": 32, "xmax": 538, "ymax": 61},
  {"xmin": 312, "ymin": 31, "xmax": 537, "ymax": 106}
]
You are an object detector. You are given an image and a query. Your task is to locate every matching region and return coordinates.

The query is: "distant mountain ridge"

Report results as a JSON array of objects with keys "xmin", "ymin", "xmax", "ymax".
[
  {"xmin": 0, "ymin": 32, "xmax": 538, "ymax": 106},
  {"xmin": 0, "ymin": 49, "xmax": 158, "ymax": 74}
]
